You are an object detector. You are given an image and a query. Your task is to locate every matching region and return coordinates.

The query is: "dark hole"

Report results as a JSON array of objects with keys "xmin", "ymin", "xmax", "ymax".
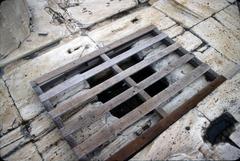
[
  {"xmin": 117, "ymin": 55, "xmax": 141, "ymax": 70},
  {"xmin": 87, "ymin": 68, "xmax": 115, "ymax": 88},
  {"xmin": 204, "ymin": 112, "xmax": 237, "ymax": 145},
  {"xmin": 131, "ymin": 17, "xmax": 139, "ymax": 24},
  {"xmin": 110, "ymin": 95, "xmax": 144, "ymax": 118},
  {"xmin": 95, "ymin": 81, "xmax": 129, "ymax": 103},
  {"xmin": 106, "ymin": 46, "xmax": 132, "ymax": 59}
]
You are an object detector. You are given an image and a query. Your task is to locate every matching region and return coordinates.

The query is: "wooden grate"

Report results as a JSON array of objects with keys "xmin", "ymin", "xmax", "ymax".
[{"xmin": 31, "ymin": 25, "xmax": 226, "ymax": 160}]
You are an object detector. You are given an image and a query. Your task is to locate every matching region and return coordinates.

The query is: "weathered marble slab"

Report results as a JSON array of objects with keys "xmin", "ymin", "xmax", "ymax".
[
  {"xmin": 214, "ymin": 5, "xmax": 240, "ymax": 40},
  {"xmin": 197, "ymin": 73, "xmax": 240, "ymax": 122},
  {"xmin": 194, "ymin": 47, "xmax": 239, "ymax": 78},
  {"xmin": 152, "ymin": 0, "xmax": 229, "ymax": 28},
  {"xmin": 67, "ymin": 0, "xmax": 138, "ymax": 27},
  {"xmin": 88, "ymin": 7, "xmax": 176, "ymax": 45},
  {"xmin": 174, "ymin": 31, "xmax": 202, "ymax": 51},
  {"xmin": 0, "ymin": 79, "xmax": 22, "ymax": 135},
  {"xmin": 3, "ymin": 36, "xmax": 97, "ymax": 121},
  {"xmin": 192, "ymin": 18, "xmax": 240, "ymax": 64}
]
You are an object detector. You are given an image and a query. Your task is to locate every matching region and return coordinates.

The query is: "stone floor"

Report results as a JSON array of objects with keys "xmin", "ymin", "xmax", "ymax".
[{"xmin": 1, "ymin": 0, "xmax": 240, "ymax": 160}]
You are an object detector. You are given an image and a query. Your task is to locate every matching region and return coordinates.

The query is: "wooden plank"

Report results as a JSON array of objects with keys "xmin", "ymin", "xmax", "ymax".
[
  {"xmin": 48, "ymin": 43, "xmax": 181, "ymax": 119},
  {"xmin": 73, "ymin": 63, "xmax": 210, "ymax": 159},
  {"xmin": 61, "ymin": 53, "xmax": 194, "ymax": 137},
  {"xmin": 107, "ymin": 75, "xmax": 227, "ymax": 161},
  {"xmin": 33, "ymin": 25, "xmax": 156, "ymax": 86},
  {"xmin": 39, "ymin": 33, "xmax": 167, "ymax": 102}
]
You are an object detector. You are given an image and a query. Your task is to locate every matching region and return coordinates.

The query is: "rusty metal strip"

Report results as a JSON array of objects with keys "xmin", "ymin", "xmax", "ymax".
[{"xmin": 106, "ymin": 75, "xmax": 226, "ymax": 161}]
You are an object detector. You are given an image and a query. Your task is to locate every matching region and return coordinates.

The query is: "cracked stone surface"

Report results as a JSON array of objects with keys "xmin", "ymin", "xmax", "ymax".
[
  {"xmin": 3, "ymin": 36, "xmax": 97, "ymax": 121},
  {"xmin": 162, "ymin": 25, "xmax": 184, "ymax": 38},
  {"xmin": 88, "ymin": 7, "xmax": 176, "ymax": 45},
  {"xmin": 152, "ymin": 0, "xmax": 229, "ymax": 28},
  {"xmin": 0, "ymin": 79, "xmax": 22, "ymax": 135},
  {"xmin": 214, "ymin": 5, "xmax": 240, "ymax": 40},
  {"xmin": 174, "ymin": 31, "xmax": 202, "ymax": 51},
  {"xmin": 192, "ymin": 17, "xmax": 240, "ymax": 64},
  {"xmin": 197, "ymin": 72, "xmax": 240, "ymax": 122},
  {"xmin": 194, "ymin": 47, "xmax": 239, "ymax": 78},
  {"xmin": 67, "ymin": 0, "xmax": 137, "ymax": 27},
  {"xmin": 4, "ymin": 143, "xmax": 42, "ymax": 161}
]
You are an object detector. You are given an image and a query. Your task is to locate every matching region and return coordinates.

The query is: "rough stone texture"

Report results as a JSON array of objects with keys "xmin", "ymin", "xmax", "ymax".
[
  {"xmin": 35, "ymin": 129, "xmax": 62, "ymax": 154},
  {"xmin": 230, "ymin": 124, "xmax": 240, "ymax": 147},
  {"xmin": 214, "ymin": 5, "xmax": 240, "ymax": 40},
  {"xmin": 0, "ymin": 127, "xmax": 30, "ymax": 157},
  {"xmin": 200, "ymin": 143, "xmax": 240, "ymax": 160},
  {"xmin": 194, "ymin": 47, "xmax": 239, "ymax": 78},
  {"xmin": 0, "ymin": 79, "xmax": 22, "ymax": 135},
  {"xmin": 192, "ymin": 17, "xmax": 240, "ymax": 64},
  {"xmin": 4, "ymin": 143, "xmax": 42, "ymax": 161},
  {"xmin": 42, "ymin": 140, "xmax": 77, "ymax": 161},
  {"xmin": 197, "ymin": 72, "xmax": 240, "ymax": 122},
  {"xmin": 132, "ymin": 109, "xmax": 209, "ymax": 160},
  {"xmin": 88, "ymin": 7, "xmax": 176, "ymax": 45},
  {"xmin": 3, "ymin": 36, "xmax": 96, "ymax": 121},
  {"xmin": 67, "ymin": 0, "xmax": 137, "ymax": 27},
  {"xmin": 0, "ymin": 0, "xmax": 30, "ymax": 58},
  {"xmin": 162, "ymin": 25, "xmax": 184, "ymax": 38},
  {"xmin": 174, "ymin": 31, "xmax": 202, "ymax": 51},
  {"xmin": 152, "ymin": 0, "xmax": 229, "ymax": 28},
  {"xmin": 29, "ymin": 112, "xmax": 55, "ymax": 139}
]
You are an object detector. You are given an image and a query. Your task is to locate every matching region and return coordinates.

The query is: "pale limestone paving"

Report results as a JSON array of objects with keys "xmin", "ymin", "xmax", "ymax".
[
  {"xmin": 42, "ymin": 140, "xmax": 77, "ymax": 161},
  {"xmin": 0, "ymin": 79, "xmax": 22, "ymax": 135},
  {"xmin": 0, "ymin": 126, "xmax": 30, "ymax": 157},
  {"xmin": 214, "ymin": 5, "xmax": 240, "ymax": 40},
  {"xmin": 0, "ymin": 0, "xmax": 30, "ymax": 58},
  {"xmin": 230, "ymin": 124, "xmax": 240, "ymax": 147},
  {"xmin": 152, "ymin": 0, "xmax": 229, "ymax": 28},
  {"xmin": 192, "ymin": 17, "xmax": 240, "ymax": 64},
  {"xmin": 162, "ymin": 25, "xmax": 184, "ymax": 38},
  {"xmin": 199, "ymin": 143, "xmax": 240, "ymax": 160},
  {"xmin": 174, "ymin": 31, "xmax": 202, "ymax": 51},
  {"xmin": 67, "ymin": 0, "xmax": 137, "ymax": 27},
  {"xmin": 88, "ymin": 7, "xmax": 176, "ymax": 45},
  {"xmin": 197, "ymin": 73, "xmax": 240, "ymax": 122},
  {"xmin": 132, "ymin": 109, "xmax": 209, "ymax": 160},
  {"xmin": 4, "ymin": 143, "xmax": 42, "ymax": 161},
  {"xmin": 29, "ymin": 112, "xmax": 55, "ymax": 139},
  {"xmin": 194, "ymin": 47, "xmax": 239, "ymax": 78},
  {"xmin": 2, "ymin": 36, "xmax": 97, "ymax": 121},
  {"xmin": 35, "ymin": 129, "xmax": 62, "ymax": 154}
]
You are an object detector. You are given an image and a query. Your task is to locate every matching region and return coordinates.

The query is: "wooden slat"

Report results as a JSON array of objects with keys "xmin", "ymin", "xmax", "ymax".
[
  {"xmin": 34, "ymin": 25, "xmax": 156, "ymax": 86},
  {"xmin": 39, "ymin": 33, "xmax": 167, "ymax": 102},
  {"xmin": 73, "ymin": 63, "xmax": 210, "ymax": 159},
  {"xmin": 107, "ymin": 75, "xmax": 227, "ymax": 161},
  {"xmin": 49, "ymin": 43, "xmax": 181, "ymax": 119},
  {"xmin": 61, "ymin": 53, "xmax": 194, "ymax": 137}
]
